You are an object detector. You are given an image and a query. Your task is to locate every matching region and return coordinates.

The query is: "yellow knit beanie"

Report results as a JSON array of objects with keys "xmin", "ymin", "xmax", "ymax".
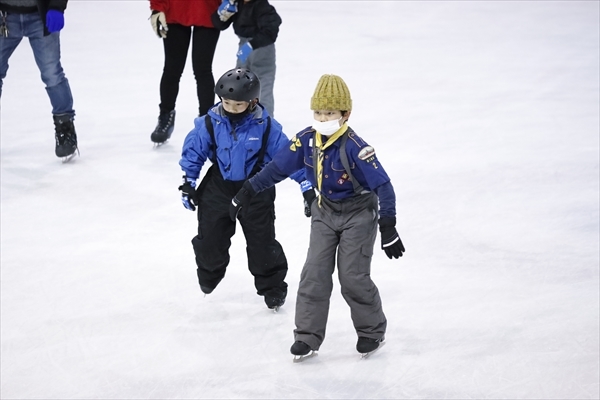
[{"xmin": 310, "ymin": 74, "xmax": 352, "ymax": 111}]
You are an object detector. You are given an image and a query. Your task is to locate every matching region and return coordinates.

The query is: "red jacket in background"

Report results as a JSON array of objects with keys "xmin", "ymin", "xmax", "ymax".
[{"xmin": 149, "ymin": 0, "xmax": 221, "ymax": 28}]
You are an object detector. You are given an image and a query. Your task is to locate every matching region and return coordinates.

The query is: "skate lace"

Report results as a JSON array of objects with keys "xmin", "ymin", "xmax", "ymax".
[
  {"xmin": 157, "ymin": 113, "xmax": 174, "ymax": 132},
  {"xmin": 55, "ymin": 121, "xmax": 77, "ymax": 146}
]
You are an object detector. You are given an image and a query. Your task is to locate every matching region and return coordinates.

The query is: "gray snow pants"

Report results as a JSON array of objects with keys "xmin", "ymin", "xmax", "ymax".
[
  {"xmin": 236, "ymin": 37, "xmax": 276, "ymax": 117},
  {"xmin": 294, "ymin": 192, "xmax": 387, "ymax": 351}
]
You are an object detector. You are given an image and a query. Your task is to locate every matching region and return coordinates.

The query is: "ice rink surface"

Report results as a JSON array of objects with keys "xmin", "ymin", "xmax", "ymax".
[{"xmin": 1, "ymin": 1, "xmax": 599, "ymax": 398}]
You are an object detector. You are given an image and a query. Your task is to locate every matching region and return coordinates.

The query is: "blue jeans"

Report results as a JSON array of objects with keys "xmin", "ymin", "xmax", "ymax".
[{"xmin": 0, "ymin": 12, "xmax": 74, "ymax": 116}]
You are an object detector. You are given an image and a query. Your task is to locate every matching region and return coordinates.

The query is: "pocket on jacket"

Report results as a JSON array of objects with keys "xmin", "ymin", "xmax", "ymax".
[
  {"xmin": 303, "ymin": 156, "xmax": 314, "ymax": 169},
  {"xmin": 331, "ymin": 161, "xmax": 355, "ymax": 172},
  {"xmin": 244, "ymin": 138, "xmax": 262, "ymax": 156}
]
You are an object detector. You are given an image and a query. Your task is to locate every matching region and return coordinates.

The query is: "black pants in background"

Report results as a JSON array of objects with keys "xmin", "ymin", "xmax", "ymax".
[
  {"xmin": 191, "ymin": 166, "xmax": 288, "ymax": 299},
  {"xmin": 160, "ymin": 24, "xmax": 220, "ymax": 116}
]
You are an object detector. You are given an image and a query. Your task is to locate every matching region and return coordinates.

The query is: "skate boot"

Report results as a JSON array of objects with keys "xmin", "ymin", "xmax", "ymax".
[
  {"xmin": 291, "ymin": 341, "xmax": 316, "ymax": 362},
  {"xmin": 151, "ymin": 110, "xmax": 175, "ymax": 144},
  {"xmin": 264, "ymin": 296, "xmax": 285, "ymax": 311},
  {"xmin": 53, "ymin": 113, "xmax": 78, "ymax": 159},
  {"xmin": 356, "ymin": 337, "xmax": 385, "ymax": 358},
  {"xmin": 264, "ymin": 286, "xmax": 287, "ymax": 311},
  {"xmin": 200, "ymin": 285, "xmax": 214, "ymax": 295}
]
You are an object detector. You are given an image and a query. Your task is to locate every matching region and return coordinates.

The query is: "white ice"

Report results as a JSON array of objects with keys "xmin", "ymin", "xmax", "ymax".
[{"xmin": 1, "ymin": 1, "xmax": 599, "ymax": 399}]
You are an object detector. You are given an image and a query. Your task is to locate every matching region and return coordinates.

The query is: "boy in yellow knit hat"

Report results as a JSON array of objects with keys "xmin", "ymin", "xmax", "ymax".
[{"xmin": 229, "ymin": 74, "xmax": 405, "ymax": 360}]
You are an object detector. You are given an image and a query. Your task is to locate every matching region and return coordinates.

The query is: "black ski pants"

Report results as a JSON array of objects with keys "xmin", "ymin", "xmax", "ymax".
[
  {"xmin": 191, "ymin": 166, "xmax": 288, "ymax": 298},
  {"xmin": 159, "ymin": 24, "xmax": 220, "ymax": 116}
]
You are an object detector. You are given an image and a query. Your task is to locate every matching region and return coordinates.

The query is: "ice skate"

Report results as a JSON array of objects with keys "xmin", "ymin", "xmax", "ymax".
[
  {"xmin": 357, "ymin": 337, "xmax": 385, "ymax": 359},
  {"xmin": 264, "ymin": 295, "xmax": 285, "ymax": 312},
  {"xmin": 53, "ymin": 114, "xmax": 79, "ymax": 161},
  {"xmin": 151, "ymin": 110, "xmax": 175, "ymax": 145},
  {"xmin": 291, "ymin": 341, "xmax": 317, "ymax": 363}
]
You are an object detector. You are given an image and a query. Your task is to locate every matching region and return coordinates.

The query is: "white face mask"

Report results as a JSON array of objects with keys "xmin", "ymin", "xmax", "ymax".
[{"xmin": 312, "ymin": 117, "xmax": 342, "ymax": 136}]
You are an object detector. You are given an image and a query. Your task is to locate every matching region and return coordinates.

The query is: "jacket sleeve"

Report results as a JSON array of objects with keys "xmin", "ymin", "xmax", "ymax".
[
  {"xmin": 288, "ymin": 168, "xmax": 306, "ymax": 184},
  {"xmin": 179, "ymin": 117, "xmax": 214, "ymax": 179},
  {"xmin": 149, "ymin": 0, "xmax": 167, "ymax": 13},
  {"xmin": 248, "ymin": 2, "xmax": 281, "ymax": 49},
  {"xmin": 210, "ymin": 10, "xmax": 234, "ymax": 30},
  {"xmin": 47, "ymin": 0, "xmax": 68, "ymax": 11},
  {"xmin": 249, "ymin": 160, "xmax": 287, "ymax": 193},
  {"xmin": 262, "ymin": 121, "xmax": 306, "ymax": 184},
  {"xmin": 264, "ymin": 118, "xmax": 290, "ymax": 164},
  {"xmin": 373, "ymin": 181, "xmax": 396, "ymax": 219}
]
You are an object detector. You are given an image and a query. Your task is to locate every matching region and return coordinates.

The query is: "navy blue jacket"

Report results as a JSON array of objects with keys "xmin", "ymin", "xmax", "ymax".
[{"xmin": 249, "ymin": 125, "xmax": 397, "ymax": 218}]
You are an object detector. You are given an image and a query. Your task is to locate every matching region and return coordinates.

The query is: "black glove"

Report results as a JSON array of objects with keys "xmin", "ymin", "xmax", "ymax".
[
  {"xmin": 302, "ymin": 188, "xmax": 316, "ymax": 217},
  {"xmin": 178, "ymin": 176, "xmax": 197, "ymax": 211},
  {"xmin": 379, "ymin": 217, "xmax": 405, "ymax": 259},
  {"xmin": 229, "ymin": 181, "xmax": 256, "ymax": 221}
]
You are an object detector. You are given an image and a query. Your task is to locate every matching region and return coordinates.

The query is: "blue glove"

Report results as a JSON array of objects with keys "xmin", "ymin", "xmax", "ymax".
[
  {"xmin": 46, "ymin": 10, "xmax": 64, "ymax": 33},
  {"xmin": 217, "ymin": 0, "xmax": 238, "ymax": 22},
  {"xmin": 236, "ymin": 42, "xmax": 253, "ymax": 63},
  {"xmin": 178, "ymin": 176, "xmax": 198, "ymax": 211}
]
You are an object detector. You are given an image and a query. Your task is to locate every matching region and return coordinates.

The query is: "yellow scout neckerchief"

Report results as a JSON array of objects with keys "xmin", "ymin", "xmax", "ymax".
[{"xmin": 314, "ymin": 122, "xmax": 348, "ymax": 206}]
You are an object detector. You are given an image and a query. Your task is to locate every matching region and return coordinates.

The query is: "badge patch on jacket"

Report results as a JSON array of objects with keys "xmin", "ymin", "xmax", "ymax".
[
  {"xmin": 358, "ymin": 146, "xmax": 375, "ymax": 161},
  {"xmin": 290, "ymin": 136, "xmax": 302, "ymax": 151},
  {"xmin": 338, "ymin": 172, "xmax": 349, "ymax": 185}
]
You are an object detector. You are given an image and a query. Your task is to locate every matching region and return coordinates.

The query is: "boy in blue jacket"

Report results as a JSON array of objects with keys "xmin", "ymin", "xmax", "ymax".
[
  {"xmin": 229, "ymin": 74, "xmax": 405, "ymax": 357},
  {"xmin": 178, "ymin": 68, "xmax": 306, "ymax": 310}
]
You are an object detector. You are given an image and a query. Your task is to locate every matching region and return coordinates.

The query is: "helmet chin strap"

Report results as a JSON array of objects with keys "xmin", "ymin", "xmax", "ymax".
[
  {"xmin": 249, "ymin": 99, "xmax": 258, "ymax": 110},
  {"xmin": 220, "ymin": 98, "xmax": 259, "ymax": 123}
]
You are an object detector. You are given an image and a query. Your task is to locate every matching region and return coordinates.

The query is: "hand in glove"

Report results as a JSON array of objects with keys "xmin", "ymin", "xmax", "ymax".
[
  {"xmin": 303, "ymin": 189, "xmax": 316, "ymax": 217},
  {"xmin": 236, "ymin": 42, "xmax": 253, "ymax": 63},
  {"xmin": 178, "ymin": 176, "xmax": 198, "ymax": 211},
  {"xmin": 217, "ymin": 0, "xmax": 238, "ymax": 21},
  {"xmin": 46, "ymin": 10, "xmax": 64, "ymax": 33},
  {"xmin": 378, "ymin": 217, "xmax": 405, "ymax": 259},
  {"xmin": 300, "ymin": 180, "xmax": 316, "ymax": 218},
  {"xmin": 229, "ymin": 181, "xmax": 256, "ymax": 221},
  {"xmin": 150, "ymin": 10, "xmax": 168, "ymax": 38}
]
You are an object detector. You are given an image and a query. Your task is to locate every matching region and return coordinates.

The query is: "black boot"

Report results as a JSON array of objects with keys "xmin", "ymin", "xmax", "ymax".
[
  {"xmin": 290, "ymin": 341, "xmax": 312, "ymax": 356},
  {"xmin": 151, "ymin": 110, "xmax": 175, "ymax": 144},
  {"xmin": 356, "ymin": 337, "xmax": 384, "ymax": 354},
  {"xmin": 53, "ymin": 114, "xmax": 78, "ymax": 158},
  {"xmin": 264, "ymin": 296, "xmax": 285, "ymax": 310},
  {"xmin": 264, "ymin": 286, "xmax": 287, "ymax": 310},
  {"xmin": 200, "ymin": 285, "xmax": 214, "ymax": 294}
]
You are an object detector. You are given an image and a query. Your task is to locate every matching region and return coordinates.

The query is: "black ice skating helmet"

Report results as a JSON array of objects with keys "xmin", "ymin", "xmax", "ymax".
[{"xmin": 215, "ymin": 68, "xmax": 261, "ymax": 102}]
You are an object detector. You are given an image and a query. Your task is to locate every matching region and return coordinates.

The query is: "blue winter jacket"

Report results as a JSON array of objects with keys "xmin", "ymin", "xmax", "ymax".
[
  {"xmin": 249, "ymin": 125, "xmax": 397, "ymax": 218},
  {"xmin": 180, "ymin": 103, "xmax": 304, "ymax": 183}
]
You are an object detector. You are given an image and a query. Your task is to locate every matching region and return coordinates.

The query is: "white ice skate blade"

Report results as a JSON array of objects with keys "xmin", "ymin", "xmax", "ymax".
[
  {"xmin": 153, "ymin": 141, "xmax": 169, "ymax": 148},
  {"xmin": 360, "ymin": 341, "xmax": 386, "ymax": 359},
  {"xmin": 61, "ymin": 149, "xmax": 79, "ymax": 164},
  {"xmin": 293, "ymin": 351, "xmax": 317, "ymax": 363}
]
